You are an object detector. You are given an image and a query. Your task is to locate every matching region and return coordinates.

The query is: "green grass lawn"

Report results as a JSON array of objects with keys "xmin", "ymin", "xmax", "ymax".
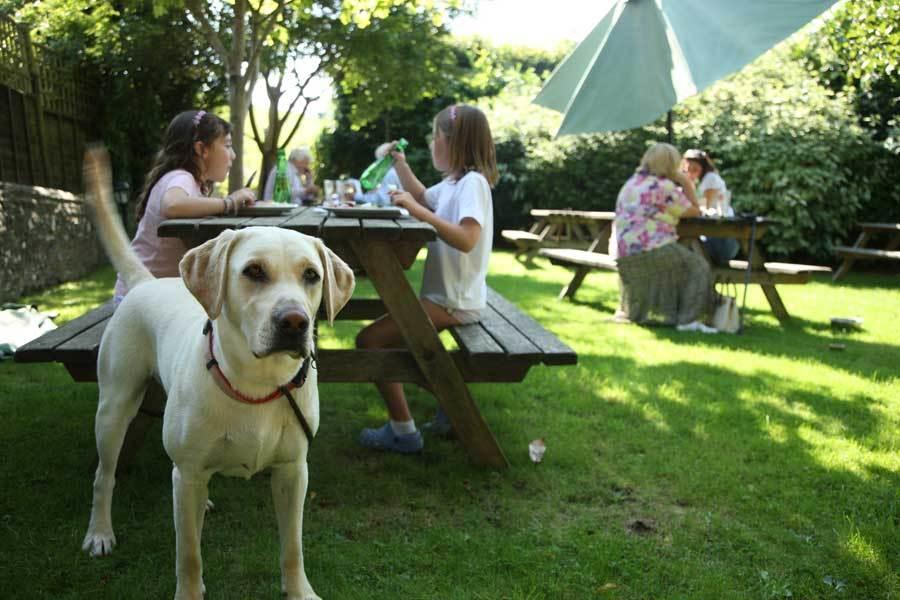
[{"xmin": 1, "ymin": 250, "xmax": 898, "ymax": 599}]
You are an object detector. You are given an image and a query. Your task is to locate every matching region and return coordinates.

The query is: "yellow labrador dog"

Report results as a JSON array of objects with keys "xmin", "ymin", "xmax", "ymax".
[{"xmin": 80, "ymin": 148, "xmax": 354, "ymax": 600}]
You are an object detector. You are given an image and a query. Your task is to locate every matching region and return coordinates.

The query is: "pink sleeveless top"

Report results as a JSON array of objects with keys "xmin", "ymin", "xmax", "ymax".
[{"xmin": 114, "ymin": 170, "xmax": 201, "ymax": 298}]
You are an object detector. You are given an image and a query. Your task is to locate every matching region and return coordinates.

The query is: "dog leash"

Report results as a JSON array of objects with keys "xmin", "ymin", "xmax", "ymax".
[{"xmin": 203, "ymin": 320, "xmax": 315, "ymax": 445}]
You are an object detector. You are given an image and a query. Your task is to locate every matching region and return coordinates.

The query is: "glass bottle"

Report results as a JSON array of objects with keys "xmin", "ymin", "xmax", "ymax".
[
  {"xmin": 360, "ymin": 138, "xmax": 408, "ymax": 191},
  {"xmin": 273, "ymin": 149, "xmax": 291, "ymax": 204}
]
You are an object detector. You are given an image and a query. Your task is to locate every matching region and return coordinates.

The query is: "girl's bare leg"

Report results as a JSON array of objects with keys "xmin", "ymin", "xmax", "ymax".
[{"xmin": 356, "ymin": 299, "xmax": 460, "ymax": 422}]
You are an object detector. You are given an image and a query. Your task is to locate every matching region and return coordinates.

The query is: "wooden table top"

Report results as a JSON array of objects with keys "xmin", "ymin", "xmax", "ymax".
[
  {"xmin": 158, "ymin": 205, "xmax": 436, "ymax": 243},
  {"xmin": 158, "ymin": 205, "xmax": 436, "ymax": 270}
]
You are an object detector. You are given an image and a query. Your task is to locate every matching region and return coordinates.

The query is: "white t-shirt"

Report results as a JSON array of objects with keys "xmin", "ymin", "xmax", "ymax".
[
  {"xmin": 698, "ymin": 171, "xmax": 733, "ymax": 216},
  {"xmin": 420, "ymin": 171, "xmax": 493, "ymax": 311}
]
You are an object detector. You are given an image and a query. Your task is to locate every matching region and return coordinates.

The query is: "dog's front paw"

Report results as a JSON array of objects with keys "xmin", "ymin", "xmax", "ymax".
[
  {"xmin": 284, "ymin": 592, "xmax": 321, "ymax": 600},
  {"xmin": 283, "ymin": 582, "xmax": 321, "ymax": 600},
  {"xmin": 81, "ymin": 528, "xmax": 116, "ymax": 556}
]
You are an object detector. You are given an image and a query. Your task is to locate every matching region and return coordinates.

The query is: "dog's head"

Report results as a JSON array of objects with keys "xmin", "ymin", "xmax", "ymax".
[{"xmin": 179, "ymin": 227, "xmax": 355, "ymax": 359}]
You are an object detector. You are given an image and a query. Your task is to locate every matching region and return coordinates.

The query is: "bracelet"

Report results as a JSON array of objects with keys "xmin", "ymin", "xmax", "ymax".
[{"xmin": 221, "ymin": 197, "xmax": 228, "ymax": 215}]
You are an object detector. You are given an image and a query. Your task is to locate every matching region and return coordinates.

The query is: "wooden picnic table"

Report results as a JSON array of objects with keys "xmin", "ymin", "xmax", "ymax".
[
  {"xmin": 16, "ymin": 204, "xmax": 576, "ymax": 471},
  {"xmin": 677, "ymin": 216, "xmax": 830, "ymax": 322},
  {"xmin": 537, "ymin": 210, "xmax": 830, "ymax": 322},
  {"xmin": 832, "ymin": 222, "xmax": 900, "ymax": 281},
  {"xmin": 159, "ymin": 207, "xmax": 517, "ymax": 468},
  {"xmin": 501, "ymin": 209, "xmax": 615, "ymax": 261}
]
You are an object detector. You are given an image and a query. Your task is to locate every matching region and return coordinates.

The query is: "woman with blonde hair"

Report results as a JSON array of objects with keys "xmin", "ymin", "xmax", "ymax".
[{"xmin": 613, "ymin": 143, "xmax": 715, "ymax": 332}]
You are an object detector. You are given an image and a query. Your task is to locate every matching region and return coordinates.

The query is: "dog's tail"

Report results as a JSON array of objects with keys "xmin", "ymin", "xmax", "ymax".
[{"xmin": 83, "ymin": 145, "xmax": 154, "ymax": 290}]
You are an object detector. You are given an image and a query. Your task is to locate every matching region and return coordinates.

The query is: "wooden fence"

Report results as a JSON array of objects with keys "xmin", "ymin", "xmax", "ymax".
[{"xmin": 0, "ymin": 15, "xmax": 95, "ymax": 192}]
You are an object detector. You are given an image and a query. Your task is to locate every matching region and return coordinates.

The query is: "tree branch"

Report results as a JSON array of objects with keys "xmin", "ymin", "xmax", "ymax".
[{"xmin": 185, "ymin": 0, "xmax": 230, "ymax": 68}]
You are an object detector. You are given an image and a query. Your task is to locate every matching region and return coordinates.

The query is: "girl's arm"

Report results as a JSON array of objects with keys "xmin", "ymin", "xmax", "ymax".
[
  {"xmin": 412, "ymin": 206, "xmax": 481, "ymax": 253},
  {"xmin": 390, "ymin": 147, "xmax": 430, "ymax": 207},
  {"xmin": 672, "ymin": 172, "xmax": 701, "ymax": 218},
  {"xmin": 161, "ymin": 186, "xmax": 255, "ymax": 218},
  {"xmin": 389, "ymin": 181, "xmax": 484, "ymax": 253}
]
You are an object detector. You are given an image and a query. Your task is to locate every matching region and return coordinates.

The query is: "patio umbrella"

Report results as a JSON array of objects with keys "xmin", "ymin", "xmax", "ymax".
[{"xmin": 534, "ymin": 0, "xmax": 839, "ymax": 137}]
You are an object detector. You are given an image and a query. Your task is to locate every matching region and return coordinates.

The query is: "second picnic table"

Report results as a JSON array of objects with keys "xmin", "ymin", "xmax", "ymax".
[{"xmin": 532, "ymin": 210, "xmax": 830, "ymax": 322}]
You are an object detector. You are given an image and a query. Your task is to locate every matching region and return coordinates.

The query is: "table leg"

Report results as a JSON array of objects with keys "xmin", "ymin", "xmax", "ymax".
[
  {"xmin": 751, "ymin": 246, "xmax": 790, "ymax": 322},
  {"xmin": 559, "ymin": 266, "xmax": 590, "ymax": 300},
  {"xmin": 350, "ymin": 240, "xmax": 508, "ymax": 468},
  {"xmin": 833, "ymin": 231, "xmax": 871, "ymax": 281}
]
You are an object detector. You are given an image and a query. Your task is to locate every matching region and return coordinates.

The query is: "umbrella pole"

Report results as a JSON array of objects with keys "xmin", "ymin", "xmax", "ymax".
[{"xmin": 666, "ymin": 111, "xmax": 674, "ymax": 144}]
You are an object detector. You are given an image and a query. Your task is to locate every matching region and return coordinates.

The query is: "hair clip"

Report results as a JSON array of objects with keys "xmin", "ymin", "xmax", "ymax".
[
  {"xmin": 449, "ymin": 105, "xmax": 457, "ymax": 122},
  {"xmin": 192, "ymin": 110, "xmax": 207, "ymax": 127}
]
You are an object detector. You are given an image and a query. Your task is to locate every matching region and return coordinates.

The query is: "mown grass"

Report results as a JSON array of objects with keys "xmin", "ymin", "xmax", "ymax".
[{"xmin": 1, "ymin": 250, "xmax": 898, "ymax": 599}]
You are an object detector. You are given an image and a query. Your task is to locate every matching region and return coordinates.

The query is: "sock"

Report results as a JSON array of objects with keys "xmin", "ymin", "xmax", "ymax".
[{"xmin": 390, "ymin": 419, "xmax": 417, "ymax": 435}]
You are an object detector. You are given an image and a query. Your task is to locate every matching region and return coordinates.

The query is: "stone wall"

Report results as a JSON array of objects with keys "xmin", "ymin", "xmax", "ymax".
[{"xmin": 0, "ymin": 181, "xmax": 106, "ymax": 301}]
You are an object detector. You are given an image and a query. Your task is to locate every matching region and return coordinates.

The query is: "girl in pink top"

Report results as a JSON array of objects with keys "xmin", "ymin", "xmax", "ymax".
[{"xmin": 114, "ymin": 110, "xmax": 256, "ymax": 300}]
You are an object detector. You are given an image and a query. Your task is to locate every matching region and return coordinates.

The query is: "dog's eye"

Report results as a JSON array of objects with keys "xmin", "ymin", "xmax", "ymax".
[
  {"xmin": 243, "ymin": 264, "xmax": 268, "ymax": 282},
  {"xmin": 303, "ymin": 268, "xmax": 320, "ymax": 284}
]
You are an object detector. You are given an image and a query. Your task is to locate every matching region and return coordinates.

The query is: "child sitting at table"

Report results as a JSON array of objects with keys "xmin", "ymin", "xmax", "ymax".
[
  {"xmin": 682, "ymin": 149, "xmax": 739, "ymax": 266},
  {"xmin": 356, "ymin": 104, "xmax": 499, "ymax": 454},
  {"xmin": 113, "ymin": 110, "xmax": 256, "ymax": 302}
]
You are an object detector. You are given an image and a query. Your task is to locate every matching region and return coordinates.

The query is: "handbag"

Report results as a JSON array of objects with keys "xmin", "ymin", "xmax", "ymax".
[{"xmin": 711, "ymin": 279, "xmax": 741, "ymax": 333}]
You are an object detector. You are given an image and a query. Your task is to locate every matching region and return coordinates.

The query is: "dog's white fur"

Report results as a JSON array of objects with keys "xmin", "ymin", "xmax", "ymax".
[{"xmin": 80, "ymin": 148, "xmax": 354, "ymax": 600}]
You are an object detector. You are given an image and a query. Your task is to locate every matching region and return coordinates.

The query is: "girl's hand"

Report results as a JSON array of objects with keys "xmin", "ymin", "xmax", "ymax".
[
  {"xmin": 390, "ymin": 190, "xmax": 423, "ymax": 218},
  {"xmin": 229, "ymin": 187, "xmax": 256, "ymax": 208},
  {"xmin": 389, "ymin": 140, "xmax": 407, "ymax": 165}
]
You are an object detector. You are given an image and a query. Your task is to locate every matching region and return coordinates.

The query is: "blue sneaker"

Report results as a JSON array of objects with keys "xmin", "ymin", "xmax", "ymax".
[
  {"xmin": 358, "ymin": 423, "xmax": 423, "ymax": 454},
  {"xmin": 421, "ymin": 407, "xmax": 454, "ymax": 437}
]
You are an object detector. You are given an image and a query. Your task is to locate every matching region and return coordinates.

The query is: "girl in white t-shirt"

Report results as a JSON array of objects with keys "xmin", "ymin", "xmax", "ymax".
[
  {"xmin": 682, "ymin": 149, "xmax": 740, "ymax": 266},
  {"xmin": 113, "ymin": 110, "xmax": 256, "ymax": 301},
  {"xmin": 357, "ymin": 104, "xmax": 499, "ymax": 454}
]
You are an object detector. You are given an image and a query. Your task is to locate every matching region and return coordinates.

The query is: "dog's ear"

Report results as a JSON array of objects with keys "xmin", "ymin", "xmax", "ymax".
[
  {"xmin": 314, "ymin": 238, "xmax": 355, "ymax": 325},
  {"xmin": 179, "ymin": 230, "xmax": 238, "ymax": 319}
]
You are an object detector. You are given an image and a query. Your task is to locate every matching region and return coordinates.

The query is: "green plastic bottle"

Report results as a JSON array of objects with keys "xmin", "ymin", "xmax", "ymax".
[
  {"xmin": 360, "ymin": 138, "xmax": 408, "ymax": 191},
  {"xmin": 273, "ymin": 149, "xmax": 291, "ymax": 204}
]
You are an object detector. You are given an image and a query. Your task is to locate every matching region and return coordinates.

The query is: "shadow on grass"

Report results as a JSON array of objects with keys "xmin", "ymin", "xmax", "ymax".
[
  {"xmin": 563, "ymin": 351, "xmax": 898, "ymax": 584},
  {"xmin": 645, "ymin": 312, "xmax": 897, "ymax": 381}
]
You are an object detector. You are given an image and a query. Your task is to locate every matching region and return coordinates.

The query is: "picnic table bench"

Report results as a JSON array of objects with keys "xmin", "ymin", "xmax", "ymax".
[
  {"xmin": 15, "ymin": 206, "xmax": 576, "ymax": 469},
  {"xmin": 502, "ymin": 209, "xmax": 615, "ymax": 261},
  {"xmin": 832, "ymin": 222, "xmax": 900, "ymax": 281}
]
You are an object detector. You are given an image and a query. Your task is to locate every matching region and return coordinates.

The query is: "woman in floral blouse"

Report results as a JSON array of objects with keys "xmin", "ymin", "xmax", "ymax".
[{"xmin": 614, "ymin": 143, "xmax": 715, "ymax": 332}]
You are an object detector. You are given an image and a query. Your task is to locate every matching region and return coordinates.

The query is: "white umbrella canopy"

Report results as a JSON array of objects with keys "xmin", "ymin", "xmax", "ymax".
[{"xmin": 534, "ymin": 0, "xmax": 839, "ymax": 137}]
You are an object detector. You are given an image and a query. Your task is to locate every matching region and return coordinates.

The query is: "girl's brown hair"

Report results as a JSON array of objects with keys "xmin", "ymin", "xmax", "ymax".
[
  {"xmin": 433, "ymin": 104, "xmax": 499, "ymax": 187},
  {"xmin": 135, "ymin": 110, "xmax": 230, "ymax": 221},
  {"xmin": 683, "ymin": 148, "xmax": 718, "ymax": 180}
]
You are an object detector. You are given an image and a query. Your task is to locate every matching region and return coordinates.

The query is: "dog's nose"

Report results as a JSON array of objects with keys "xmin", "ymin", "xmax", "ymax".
[{"xmin": 275, "ymin": 308, "xmax": 309, "ymax": 332}]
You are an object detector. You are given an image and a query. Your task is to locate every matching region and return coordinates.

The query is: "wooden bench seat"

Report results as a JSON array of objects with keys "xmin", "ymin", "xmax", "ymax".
[
  {"xmin": 712, "ymin": 260, "xmax": 831, "ymax": 285},
  {"xmin": 832, "ymin": 245, "xmax": 900, "ymax": 262},
  {"xmin": 501, "ymin": 230, "xmax": 542, "ymax": 244},
  {"xmin": 15, "ymin": 289, "xmax": 576, "ymax": 385},
  {"xmin": 833, "ymin": 222, "xmax": 900, "ymax": 281},
  {"xmin": 538, "ymin": 248, "xmax": 618, "ymax": 300},
  {"xmin": 15, "ymin": 288, "xmax": 575, "ymax": 470},
  {"xmin": 540, "ymin": 248, "xmax": 618, "ymax": 271}
]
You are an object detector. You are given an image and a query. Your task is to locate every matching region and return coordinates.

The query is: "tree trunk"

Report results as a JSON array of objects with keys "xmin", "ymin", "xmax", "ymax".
[{"xmin": 229, "ymin": 76, "xmax": 247, "ymax": 192}]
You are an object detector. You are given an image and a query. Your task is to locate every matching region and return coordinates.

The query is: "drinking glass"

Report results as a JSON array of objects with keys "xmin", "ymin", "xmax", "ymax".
[{"xmin": 323, "ymin": 179, "xmax": 336, "ymax": 205}]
